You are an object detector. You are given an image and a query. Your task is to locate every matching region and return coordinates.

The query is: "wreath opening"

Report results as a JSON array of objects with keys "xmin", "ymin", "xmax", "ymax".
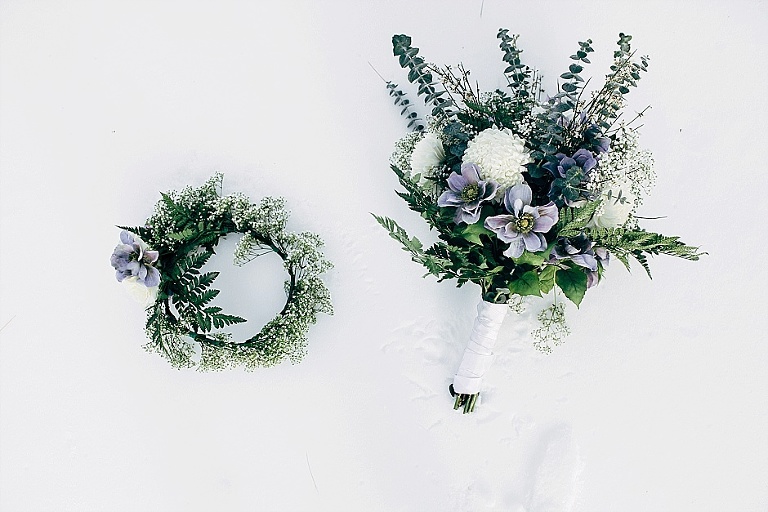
[
  {"xmin": 201, "ymin": 238, "xmax": 289, "ymax": 338},
  {"xmin": 111, "ymin": 173, "xmax": 333, "ymax": 370}
]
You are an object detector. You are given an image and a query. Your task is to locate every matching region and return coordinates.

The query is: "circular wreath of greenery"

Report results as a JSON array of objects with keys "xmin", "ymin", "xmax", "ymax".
[{"xmin": 111, "ymin": 173, "xmax": 333, "ymax": 370}]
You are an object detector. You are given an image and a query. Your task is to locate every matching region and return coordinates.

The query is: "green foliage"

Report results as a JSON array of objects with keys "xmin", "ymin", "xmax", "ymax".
[
  {"xmin": 392, "ymin": 34, "xmax": 455, "ymax": 119},
  {"xmin": 556, "ymin": 201, "xmax": 602, "ymax": 238},
  {"xmin": 497, "ymin": 29, "xmax": 540, "ymax": 104},
  {"xmin": 588, "ymin": 227, "xmax": 703, "ymax": 278},
  {"xmin": 508, "ymin": 270, "xmax": 541, "ymax": 297},
  {"xmin": 386, "ymin": 82, "xmax": 424, "ymax": 131},
  {"xmin": 168, "ymin": 249, "xmax": 247, "ymax": 334},
  {"xmin": 584, "ymin": 33, "xmax": 649, "ymax": 132},
  {"xmin": 555, "ymin": 266, "xmax": 588, "ymax": 306},
  {"xmin": 459, "ymin": 222, "xmax": 494, "ymax": 246}
]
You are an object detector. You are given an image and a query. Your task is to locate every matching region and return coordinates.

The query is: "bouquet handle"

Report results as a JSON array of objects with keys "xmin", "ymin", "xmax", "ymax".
[{"xmin": 450, "ymin": 300, "xmax": 508, "ymax": 413}]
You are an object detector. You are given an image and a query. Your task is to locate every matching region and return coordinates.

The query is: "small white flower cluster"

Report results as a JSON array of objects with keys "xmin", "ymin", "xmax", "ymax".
[
  {"xmin": 462, "ymin": 127, "xmax": 532, "ymax": 189},
  {"xmin": 589, "ymin": 126, "xmax": 656, "ymax": 227},
  {"xmin": 390, "ymin": 131, "xmax": 421, "ymax": 171},
  {"xmin": 148, "ymin": 173, "xmax": 226, "ymax": 249},
  {"xmin": 531, "ymin": 302, "xmax": 570, "ymax": 354}
]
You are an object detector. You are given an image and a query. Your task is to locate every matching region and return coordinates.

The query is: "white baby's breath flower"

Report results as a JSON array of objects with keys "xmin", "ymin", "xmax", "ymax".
[
  {"xmin": 588, "ymin": 179, "xmax": 636, "ymax": 228},
  {"xmin": 462, "ymin": 127, "xmax": 531, "ymax": 189},
  {"xmin": 410, "ymin": 132, "xmax": 445, "ymax": 175},
  {"xmin": 122, "ymin": 276, "xmax": 158, "ymax": 308}
]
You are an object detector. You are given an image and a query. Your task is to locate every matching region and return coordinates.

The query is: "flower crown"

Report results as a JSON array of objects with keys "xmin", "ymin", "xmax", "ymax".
[{"xmin": 111, "ymin": 174, "xmax": 333, "ymax": 370}]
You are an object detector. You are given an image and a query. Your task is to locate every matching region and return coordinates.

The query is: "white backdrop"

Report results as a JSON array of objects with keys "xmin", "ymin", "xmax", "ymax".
[{"xmin": 1, "ymin": 1, "xmax": 766, "ymax": 511}]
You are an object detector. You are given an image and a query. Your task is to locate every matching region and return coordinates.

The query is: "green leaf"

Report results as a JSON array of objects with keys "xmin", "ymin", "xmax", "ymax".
[
  {"xmin": 460, "ymin": 223, "xmax": 493, "ymax": 245},
  {"xmin": 512, "ymin": 250, "xmax": 546, "ymax": 266},
  {"xmin": 555, "ymin": 267, "xmax": 588, "ymax": 306},
  {"xmin": 539, "ymin": 265, "xmax": 557, "ymax": 294},
  {"xmin": 508, "ymin": 271, "xmax": 541, "ymax": 297}
]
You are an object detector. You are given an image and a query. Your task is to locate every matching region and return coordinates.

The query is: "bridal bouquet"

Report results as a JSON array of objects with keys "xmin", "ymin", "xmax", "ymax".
[{"xmin": 375, "ymin": 31, "xmax": 702, "ymax": 413}]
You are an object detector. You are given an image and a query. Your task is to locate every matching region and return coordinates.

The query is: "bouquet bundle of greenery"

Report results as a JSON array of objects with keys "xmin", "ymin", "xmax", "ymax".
[{"xmin": 376, "ymin": 31, "xmax": 701, "ymax": 413}]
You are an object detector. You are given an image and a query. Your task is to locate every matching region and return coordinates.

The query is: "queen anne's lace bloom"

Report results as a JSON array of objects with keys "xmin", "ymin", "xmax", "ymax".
[{"xmin": 462, "ymin": 128, "xmax": 532, "ymax": 189}]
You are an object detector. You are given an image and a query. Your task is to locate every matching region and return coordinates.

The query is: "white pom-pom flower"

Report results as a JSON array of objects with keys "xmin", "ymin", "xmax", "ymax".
[
  {"xmin": 462, "ymin": 128, "xmax": 532, "ymax": 189},
  {"xmin": 410, "ymin": 132, "xmax": 445, "ymax": 176}
]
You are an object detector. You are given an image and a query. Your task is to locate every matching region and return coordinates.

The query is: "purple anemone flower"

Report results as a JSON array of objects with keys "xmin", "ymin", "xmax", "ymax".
[
  {"xmin": 552, "ymin": 233, "xmax": 598, "ymax": 271},
  {"xmin": 437, "ymin": 162, "xmax": 499, "ymax": 224},
  {"xmin": 110, "ymin": 230, "xmax": 160, "ymax": 287},
  {"xmin": 551, "ymin": 234, "xmax": 610, "ymax": 288},
  {"xmin": 484, "ymin": 182, "xmax": 559, "ymax": 258}
]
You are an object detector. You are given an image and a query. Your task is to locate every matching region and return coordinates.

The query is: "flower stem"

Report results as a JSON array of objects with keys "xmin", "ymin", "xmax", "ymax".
[{"xmin": 450, "ymin": 384, "xmax": 479, "ymax": 414}]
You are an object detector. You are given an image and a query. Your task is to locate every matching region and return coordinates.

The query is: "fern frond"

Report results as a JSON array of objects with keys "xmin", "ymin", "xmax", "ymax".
[{"xmin": 588, "ymin": 227, "xmax": 703, "ymax": 278}]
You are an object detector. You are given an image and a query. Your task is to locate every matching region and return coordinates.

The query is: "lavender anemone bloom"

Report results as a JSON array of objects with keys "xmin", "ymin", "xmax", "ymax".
[
  {"xmin": 437, "ymin": 162, "xmax": 499, "ymax": 224},
  {"xmin": 551, "ymin": 233, "xmax": 598, "ymax": 271},
  {"xmin": 484, "ymin": 182, "xmax": 559, "ymax": 258},
  {"xmin": 110, "ymin": 230, "xmax": 160, "ymax": 288},
  {"xmin": 551, "ymin": 234, "xmax": 610, "ymax": 287}
]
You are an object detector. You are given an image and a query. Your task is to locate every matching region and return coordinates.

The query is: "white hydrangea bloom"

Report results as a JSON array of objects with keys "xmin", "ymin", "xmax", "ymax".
[
  {"xmin": 462, "ymin": 127, "xmax": 531, "ymax": 189},
  {"xmin": 410, "ymin": 132, "xmax": 445, "ymax": 176}
]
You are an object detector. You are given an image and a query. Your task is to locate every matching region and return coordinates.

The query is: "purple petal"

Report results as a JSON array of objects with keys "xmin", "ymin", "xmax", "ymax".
[
  {"xmin": 571, "ymin": 253, "xmax": 597, "ymax": 271},
  {"xmin": 120, "ymin": 231, "xmax": 135, "ymax": 245},
  {"xmin": 137, "ymin": 264, "xmax": 148, "ymax": 280},
  {"xmin": 143, "ymin": 267, "xmax": 160, "ymax": 288},
  {"xmin": 587, "ymin": 270, "xmax": 599, "ymax": 289},
  {"xmin": 502, "ymin": 222, "xmax": 522, "ymax": 241},
  {"xmin": 504, "ymin": 183, "xmax": 532, "ymax": 213},
  {"xmin": 573, "ymin": 149, "xmax": 596, "ymax": 173},
  {"xmin": 533, "ymin": 203, "xmax": 558, "ymax": 233},
  {"xmin": 125, "ymin": 260, "xmax": 140, "ymax": 275},
  {"xmin": 522, "ymin": 232, "xmax": 546, "ymax": 252},
  {"xmin": 503, "ymin": 238, "xmax": 525, "ymax": 258},
  {"xmin": 446, "ymin": 173, "xmax": 469, "ymax": 192},
  {"xmin": 143, "ymin": 250, "xmax": 159, "ymax": 264},
  {"xmin": 437, "ymin": 190, "xmax": 464, "ymax": 207},
  {"xmin": 484, "ymin": 214, "xmax": 514, "ymax": 232},
  {"xmin": 460, "ymin": 162, "xmax": 481, "ymax": 184},
  {"xmin": 458, "ymin": 206, "xmax": 482, "ymax": 224},
  {"xmin": 481, "ymin": 180, "xmax": 499, "ymax": 199},
  {"xmin": 595, "ymin": 247, "xmax": 610, "ymax": 265}
]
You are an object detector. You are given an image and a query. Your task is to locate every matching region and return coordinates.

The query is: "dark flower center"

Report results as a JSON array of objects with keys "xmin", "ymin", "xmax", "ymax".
[
  {"xmin": 515, "ymin": 213, "xmax": 535, "ymax": 234},
  {"xmin": 461, "ymin": 184, "xmax": 480, "ymax": 202}
]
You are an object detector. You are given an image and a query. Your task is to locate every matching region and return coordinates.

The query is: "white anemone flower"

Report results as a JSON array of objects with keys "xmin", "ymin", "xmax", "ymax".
[{"xmin": 462, "ymin": 127, "xmax": 532, "ymax": 189}]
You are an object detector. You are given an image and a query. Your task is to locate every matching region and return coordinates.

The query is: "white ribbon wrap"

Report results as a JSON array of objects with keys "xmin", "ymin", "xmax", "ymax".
[{"xmin": 452, "ymin": 300, "xmax": 509, "ymax": 395}]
